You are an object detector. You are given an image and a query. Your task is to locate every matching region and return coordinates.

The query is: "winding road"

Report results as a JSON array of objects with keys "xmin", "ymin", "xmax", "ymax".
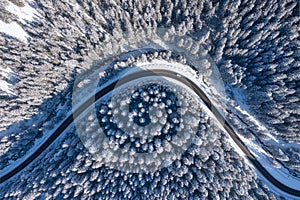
[{"xmin": 1, "ymin": 69, "xmax": 300, "ymax": 197}]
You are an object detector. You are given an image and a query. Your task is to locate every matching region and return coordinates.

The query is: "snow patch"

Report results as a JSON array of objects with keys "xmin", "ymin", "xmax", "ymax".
[
  {"xmin": 0, "ymin": 66, "xmax": 15, "ymax": 79},
  {"xmin": 0, "ymin": 79, "xmax": 14, "ymax": 95},
  {"xmin": 0, "ymin": 21, "xmax": 28, "ymax": 42},
  {"xmin": 231, "ymin": 87, "xmax": 279, "ymax": 142},
  {"xmin": 0, "ymin": 66, "xmax": 18, "ymax": 95},
  {"xmin": 6, "ymin": 0, "xmax": 41, "ymax": 23},
  {"xmin": 239, "ymin": 135, "xmax": 271, "ymax": 157},
  {"xmin": 0, "ymin": 0, "xmax": 41, "ymax": 42}
]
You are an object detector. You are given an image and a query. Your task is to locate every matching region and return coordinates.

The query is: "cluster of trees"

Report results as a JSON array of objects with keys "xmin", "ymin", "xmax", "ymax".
[
  {"xmin": 1, "ymin": 106, "xmax": 278, "ymax": 199},
  {"xmin": 1, "ymin": 0, "xmax": 298, "ymax": 198},
  {"xmin": 200, "ymin": 0, "xmax": 300, "ymax": 138},
  {"xmin": 216, "ymin": 0, "xmax": 299, "ymax": 142},
  {"xmin": 0, "ymin": 0, "xmax": 94, "ymax": 172}
]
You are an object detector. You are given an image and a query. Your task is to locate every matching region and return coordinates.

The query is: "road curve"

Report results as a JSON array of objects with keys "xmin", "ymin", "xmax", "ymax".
[{"xmin": 1, "ymin": 69, "xmax": 300, "ymax": 197}]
